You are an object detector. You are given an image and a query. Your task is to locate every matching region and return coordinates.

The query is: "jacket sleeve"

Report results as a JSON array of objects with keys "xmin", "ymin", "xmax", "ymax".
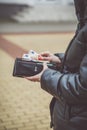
[
  {"xmin": 41, "ymin": 69, "xmax": 63, "ymax": 99},
  {"xmin": 41, "ymin": 54, "xmax": 87, "ymax": 105},
  {"xmin": 41, "ymin": 27, "xmax": 87, "ymax": 105}
]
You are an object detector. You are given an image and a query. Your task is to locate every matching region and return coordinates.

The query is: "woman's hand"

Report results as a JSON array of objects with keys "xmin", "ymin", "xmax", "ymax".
[
  {"xmin": 40, "ymin": 51, "xmax": 61, "ymax": 64},
  {"xmin": 24, "ymin": 62, "xmax": 48, "ymax": 82}
]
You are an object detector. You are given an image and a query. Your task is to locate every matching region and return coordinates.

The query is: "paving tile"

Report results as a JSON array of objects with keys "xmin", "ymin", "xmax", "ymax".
[{"xmin": 0, "ymin": 33, "xmax": 73, "ymax": 130}]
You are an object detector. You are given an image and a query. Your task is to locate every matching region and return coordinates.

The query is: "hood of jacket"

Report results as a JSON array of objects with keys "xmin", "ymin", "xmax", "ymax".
[
  {"xmin": 84, "ymin": 0, "xmax": 87, "ymax": 22},
  {"xmin": 74, "ymin": 0, "xmax": 85, "ymax": 26}
]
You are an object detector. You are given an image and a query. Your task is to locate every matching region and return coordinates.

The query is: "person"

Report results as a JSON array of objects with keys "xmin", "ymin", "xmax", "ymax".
[{"xmin": 25, "ymin": 0, "xmax": 87, "ymax": 130}]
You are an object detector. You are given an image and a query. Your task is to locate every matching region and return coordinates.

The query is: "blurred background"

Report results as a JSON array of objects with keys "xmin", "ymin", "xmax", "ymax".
[
  {"xmin": 0, "ymin": 1, "xmax": 76, "ymax": 130},
  {"xmin": 0, "ymin": 0, "xmax": 77, "ymax": 33}
]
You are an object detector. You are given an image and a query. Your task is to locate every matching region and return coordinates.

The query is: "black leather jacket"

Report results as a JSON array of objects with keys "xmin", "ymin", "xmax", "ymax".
[{"xmin": 41, "ymin": 1, "xmax": 87, "ymax": 130}]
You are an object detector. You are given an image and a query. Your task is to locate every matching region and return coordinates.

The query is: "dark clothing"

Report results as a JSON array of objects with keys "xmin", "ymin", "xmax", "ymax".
[
  {"xmin": 74, "ymin": 0, "xmax": 85, "ymax": 24},
  {"xmin": 41, "ymin": 0, "xmax": 87, "ymax": 130}
]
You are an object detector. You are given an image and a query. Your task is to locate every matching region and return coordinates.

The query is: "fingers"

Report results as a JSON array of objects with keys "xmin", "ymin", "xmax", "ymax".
[
  {"xmin": 39, "ymin": 51, "xmax": 53, "ymax": 61},
  {"xmin": 40, "ymin": 51, "xmax": 51, "ymax": 57},
  {"xmin": 25, "ymin": 76, "xmax": 40, "ymax": 82},
  {"xmin": 41, "ymin": 57, "xmax": 51, "ymax": 61},
  {"xmin": 43, "ymin": 62, "xmax": 48, "ymax": 70}
]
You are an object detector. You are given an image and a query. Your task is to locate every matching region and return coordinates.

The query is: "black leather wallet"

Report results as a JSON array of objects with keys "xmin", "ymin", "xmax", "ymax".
[{"xmin": 13, "ymin": 58, "xmax": 57, "ymax": 78}]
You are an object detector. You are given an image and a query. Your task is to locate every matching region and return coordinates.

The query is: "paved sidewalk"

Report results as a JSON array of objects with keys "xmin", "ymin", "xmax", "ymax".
[{"xmin": 0, "ymin": 32, "xmax": 74, "ymax": 130}]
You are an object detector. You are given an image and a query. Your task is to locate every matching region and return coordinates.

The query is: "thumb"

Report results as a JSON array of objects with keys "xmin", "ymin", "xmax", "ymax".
[{"xmin": 43, "ymin": 62, "xmax": 48, "ymax": 71}]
